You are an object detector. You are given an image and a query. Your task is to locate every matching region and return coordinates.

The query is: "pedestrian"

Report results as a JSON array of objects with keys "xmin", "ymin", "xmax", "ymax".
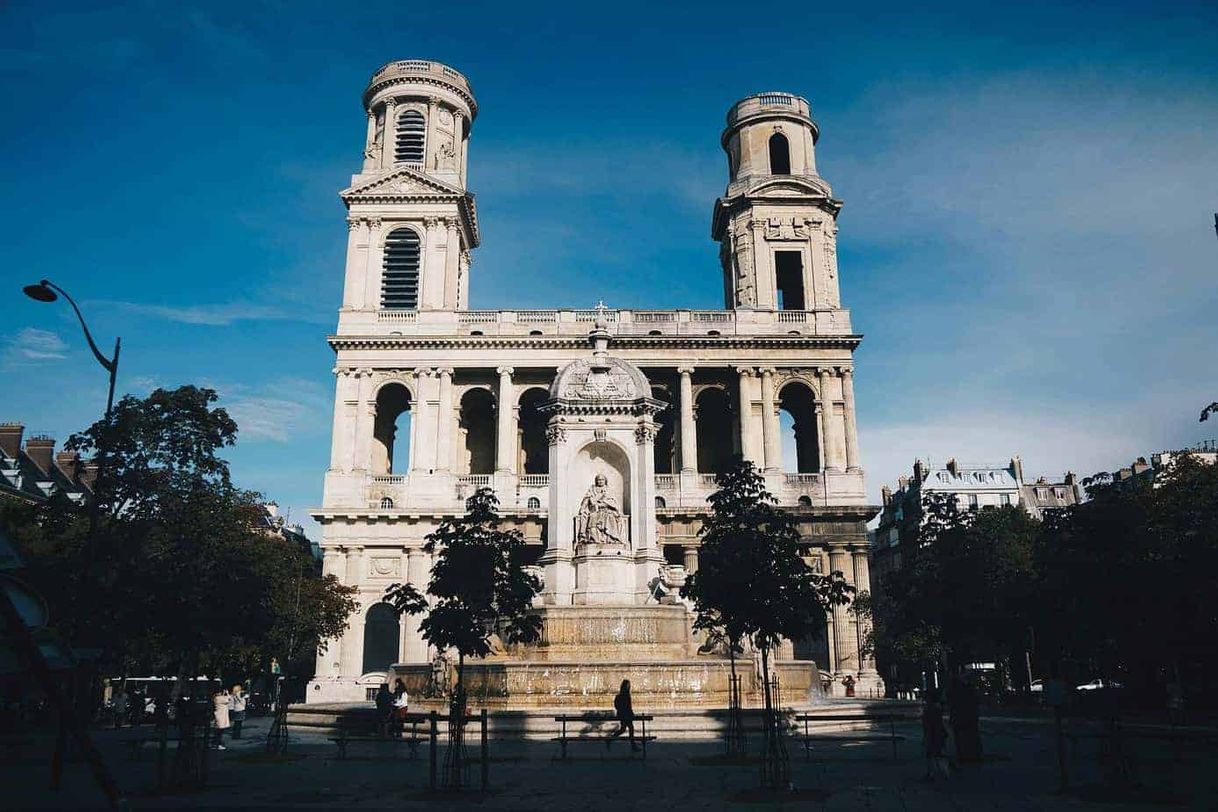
[
  {"xmin": 212, "ymin": 686, "xmax": 231, "ymax": 750},
  {"xmin": 374, "ymin": 683, "xmax": 394, "ymax": 738},
  {"xmin": 392, "ymin": 679, "xmax": 409, "ymax": 739},
  {"xmin": 609, "ymin": 679, "xmax": 642, "ymax": 752},
  {"xmin": 229, "ymin": 684, "xmax": 248, "ymax": 740},
  {"xmin": 111, "ymin": 688, "xmax": 128, "ymax": 730},
  {"xmin": 922, "ymin": 689, "xmax": 950, "ymax": 780}
]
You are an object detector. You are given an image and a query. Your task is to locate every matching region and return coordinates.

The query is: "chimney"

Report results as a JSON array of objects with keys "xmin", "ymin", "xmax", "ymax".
[
  {"xmin": 0, "ymin": 423, "xmax": 23, "ymax": 459},
  {"xmin": 25, "ymin": 435, "xmax": 55, "ymax": 475},
  {"xmin": 80, "ymin": 461, "xmax": 99, "ymax": 491},
  {"xmin": 946, "ymin": 458, "xmax": 958, "ymax": 476},
  {"xmin": 1116, "ymin": 467, "xmax": 1132, "ymax": 481},
  {"xmin": 55, "ymin": 450, "xmax": 81, "ymax": 484},
  {"xmin": 912, "ymin": 459, "xmax": 925, "ymax": 482},
  {"xmin": 1010, "ymin": 455, "xmax": 1024, "ymax": 484},
  {"xmin": 881, "ymin": 485, "xmax": 892, "ymax": 506},
  {"xmin": 1064, "ymin": 472, "xmax": 1076, "ymax": 486},
  {"xmin": 898, "ymin": 475, "xmax": 908, "ymax": 490},
  {"xmin": 1131, "ymin": 458, "xmax": 1151, "ymax": 476}
]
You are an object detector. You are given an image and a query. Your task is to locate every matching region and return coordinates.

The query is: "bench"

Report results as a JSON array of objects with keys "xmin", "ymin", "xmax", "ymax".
[
  {"xmin": 328, "ymin": 715, "xmax": 426, "ymax": 760},
  {"xmin": 792, "ymin": 713, "xmax": 907, "ymax": 761},
  {"xmin": 552, "ymin": 713, "xmax": 657, "ymax": 761}
]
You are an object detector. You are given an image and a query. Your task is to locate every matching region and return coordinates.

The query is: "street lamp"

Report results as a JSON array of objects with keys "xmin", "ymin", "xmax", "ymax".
[{"xmin": 23, "ymin": 279, "xmax": 121, "ymax": 416}]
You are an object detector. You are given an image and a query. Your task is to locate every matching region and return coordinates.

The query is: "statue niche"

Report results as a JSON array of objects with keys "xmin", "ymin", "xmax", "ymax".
[{"xmin": 575, "ymin": 474, "xmax": 627, "ymax": 550}]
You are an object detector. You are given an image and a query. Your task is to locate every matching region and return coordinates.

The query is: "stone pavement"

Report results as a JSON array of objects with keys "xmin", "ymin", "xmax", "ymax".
[{"xmin": 5, "ymin": 715, "xmax": 1215, "ymax": 809}]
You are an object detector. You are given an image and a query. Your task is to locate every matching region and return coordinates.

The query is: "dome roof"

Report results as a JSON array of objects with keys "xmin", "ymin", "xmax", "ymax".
[{"xmin": 549, "ymin": 355, "xmax": 650, "ymax": 402}]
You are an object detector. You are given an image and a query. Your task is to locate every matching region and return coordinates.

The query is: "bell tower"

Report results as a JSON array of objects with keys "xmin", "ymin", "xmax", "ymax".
[
  {"xmin": 711, "ymin": 93, "xmax": 843, "ymax": 312},
  {"xmin": 339, "ymin": 60, "xmax": 480, "ymax": 313}
]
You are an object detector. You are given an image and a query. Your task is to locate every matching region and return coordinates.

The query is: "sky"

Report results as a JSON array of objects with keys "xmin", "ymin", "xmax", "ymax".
[{"xmin": 2, "ymin": 0, "xmax": 1216, "ymax": 537}]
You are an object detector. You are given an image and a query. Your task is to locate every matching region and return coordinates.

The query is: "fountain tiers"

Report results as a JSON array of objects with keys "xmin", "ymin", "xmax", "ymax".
[{"xmin": 387, "ymin": 605, "xmax": 824, "ymax": 709}]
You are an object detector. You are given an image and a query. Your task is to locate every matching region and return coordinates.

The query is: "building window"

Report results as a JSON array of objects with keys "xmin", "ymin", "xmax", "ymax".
[
  {"xmin": 768, "ymin": 132, "xmax": 791, "ymax": 174},
  {"xmin": 967, "ymin": 494, "xmax": 978, "ymax": 509},
  {"xmin": 774, "ymin": 251, "xmax": 805, "ymax": 310},
  {"xmin": 381, "ymin": 228, "xmax": 421, "ymax": 309},
  {"xmin": 527, "ymin": 496, "xmax": 541, "ymax": 510},
  {"xmin": 395, "ymin": 110, "xmax": 426, "ymax": 163},
  {"xmin": 379, "ymin": 496, "xmax": 394, "ymax": 509},
  {"xmin": 1000, "ymin": 493, "xmax": 1012, "ymax": 506},
  {"xmin": 797, "ymin": 495, "xmax": 813, "ymax": 507},
  {"xmin": 654, "ymin": 496, "xmax": 666, "ymax": 509}
]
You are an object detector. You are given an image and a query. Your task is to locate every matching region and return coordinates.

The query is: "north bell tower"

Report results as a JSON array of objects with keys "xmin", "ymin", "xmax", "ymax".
[
  {"xmin": 339, "ymin": 60, "xmax": 479, "ymax": 313},
  {"xmin": 711, "ymin": 93, "xmax": 842, "ymax": 312}
]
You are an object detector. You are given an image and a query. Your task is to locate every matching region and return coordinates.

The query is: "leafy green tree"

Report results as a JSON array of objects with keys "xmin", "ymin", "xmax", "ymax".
[
  {"xmin": 384, "ymin": 487, "xmax": 542, "ymax": 710},
  {"xmin": 682, "ymin": 459, "xmax": 851, "ymax": 780}
]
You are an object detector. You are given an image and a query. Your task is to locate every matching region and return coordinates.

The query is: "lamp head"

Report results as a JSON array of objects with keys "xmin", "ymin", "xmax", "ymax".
[{"xmin": 23, "ymin": 281, "xmax": 57, "ymax": 303}]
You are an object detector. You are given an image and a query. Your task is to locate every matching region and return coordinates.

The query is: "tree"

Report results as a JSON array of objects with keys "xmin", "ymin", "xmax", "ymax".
[
  {"xmin": 385, "ymin": 487, "xmax": 542, "ymax": 709},
  {"xmin": 682, "ymin": 458, "xmax": 851, "ymax": 784}
]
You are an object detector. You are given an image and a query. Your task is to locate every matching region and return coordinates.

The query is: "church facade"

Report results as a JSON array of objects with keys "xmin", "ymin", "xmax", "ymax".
[{"xmin": 309, "ymin": 60, "xmax": 880, "ymax": 703}]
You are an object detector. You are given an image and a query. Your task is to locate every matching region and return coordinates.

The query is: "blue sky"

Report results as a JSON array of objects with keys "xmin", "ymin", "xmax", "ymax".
[{"xmin": 3, "ymin": 1, "xmax": 1216, "ymax": 536}]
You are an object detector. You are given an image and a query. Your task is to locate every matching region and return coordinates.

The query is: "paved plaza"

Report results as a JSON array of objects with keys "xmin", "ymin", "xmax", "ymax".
[{"xmin": 5, "ymin": 712, "xmax": 1215, "ymax": 810}]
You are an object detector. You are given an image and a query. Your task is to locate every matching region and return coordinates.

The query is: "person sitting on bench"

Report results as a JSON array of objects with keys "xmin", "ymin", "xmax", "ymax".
[{"xmin": 609, "ymin": 680, "xmax": 642, "ymax": 752}]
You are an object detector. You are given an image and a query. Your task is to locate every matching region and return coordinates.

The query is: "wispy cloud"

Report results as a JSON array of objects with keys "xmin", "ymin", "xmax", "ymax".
[
  {"xmin": 3, "ymin": 328, "xmax": 68, "ymax": 367},
  {"xmin": 222, "ymin": 378, "xmax": 331, "ymax": 443},
  {"xmin": 104, "ymin": 300, "xmax": 330, "ymax": 327}
]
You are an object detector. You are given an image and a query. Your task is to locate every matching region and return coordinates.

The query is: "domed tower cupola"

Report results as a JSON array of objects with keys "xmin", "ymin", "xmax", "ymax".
[
  {"xmin": 711, "ymin": 93, "xmax": 843, "ymax": 312},
  {"xmin": 339, "ymin": 61, "xmax": 480, "ymax": 313}
]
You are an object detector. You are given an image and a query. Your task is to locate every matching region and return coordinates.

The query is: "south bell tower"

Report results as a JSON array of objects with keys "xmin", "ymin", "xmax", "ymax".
[
  {"xmin": 340, "ymin": 61, "xmax": 479, "ymax": 312},
  {"xmin": 711, "ymin": 93, "xmax": 842, "ymax": 312}
]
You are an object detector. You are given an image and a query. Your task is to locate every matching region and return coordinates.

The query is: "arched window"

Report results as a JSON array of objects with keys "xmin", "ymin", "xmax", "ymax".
[
  {"xmin": 380, "ymin": 496, "xmax": 394, "ymax": 509},
  {"xmin": 797, "ymin": 495, "xmax": 812, "ymax": 507},
  {"xmin": 381, "ymin": 229, "xmax": 421, "ymax": 309},
  {"xmin": 459, "ymin": 388, "xmax": 496, "ymax": 475},
  {"xmin": 769, "ymin": 132, "xmax": 791, "ymax": 174},
  {"xmin": 372, "ymin": 383, "xmax": 412, "ymax": 475},
  {"xmin": 527, "ymin": 496, "xmax": 541, "ymax": 510},
  {"xmin": 518, "ymin": 389, "xmax": 549, "ymax": 475},
  {"xmin": 362, "ymin": 603, "xmax": 401, "ymax": 674},
  {"xmin": 655, "ymin": 496, "xmax": 666, "ymax": 509},
  {"xmin": 651, "ymin": 385, "xmax": 676, "ymax": 475},
  {"xmin": 778, "ymin": 382, "xmax": 820, "ymax": 473},
  {"xmin": 395, "ymin": 110, "xmax": 426, "ymax": 163}
]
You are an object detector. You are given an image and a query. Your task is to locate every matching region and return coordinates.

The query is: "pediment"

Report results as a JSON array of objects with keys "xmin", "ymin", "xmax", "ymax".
[
  {"xmin": 341, "ymin": 167, "xmax": 465, "ymax": 201},
  {"xmin": 746, "ymin": 175, "xmax": 832, "ymax": 199}
]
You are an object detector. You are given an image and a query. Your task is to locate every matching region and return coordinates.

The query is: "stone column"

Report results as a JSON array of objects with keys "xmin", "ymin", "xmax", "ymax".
[
  {"xmin": 341, "ymin": 546, "xmax": 366, "ymax": 677},
  {"xmin": 435, "ymin": 368, "xmax": 454, "ymax": 472},
  {"xmin": 454, "ymin": 110, "xmax": 467, "ymax": 184},
  {"xmin": 750, "ymin": 219, "xmax": 774, "ymax": 308},
  {"xmin": 760, "ymin": 368, "xmax": 781, "ymax": 472},
  {"xmin": 678, "ymin": 367, "xmax": 697, "ymax": 474},
  {"xmin": 682, "ymin": 545, "xmax": 699, "ymax": 575},
  {"xmin": 829, "ymin": 548, "xmax": 857, "ymax": 673},
  {"xmin": 409, "ymin": 369, "xmax": 429, "ymax": 472},
  {"xmin": 814, "ymin": 402, "xmax": 827, "ymax": 472},
  {"xmin": 422, "ymin": 218, "xmax": 443, "ymax": 310},
  {"xmin": 426, "ymin": 97, "xmax": 439, "ymax": 167},
  {"xmin": 380, "ymin": 99, "xmax": 396, "ymax": 169},
  {"xmin": 352, "ymin": 370, "xmax": 373, "ymax": 472},
  {"xmin": 363, "ymin": 110, "xmax": 378, "ymax": 171},
  {"xmin": 819, "ymin": 368, "xmax": 842, "ymax": 471},
  {"xmin": 841, "ymin": 368, "xmax": 860, "ymax": 472},
  {"xmin": 852, "ymin": 549, "xmax": 876, "ymax": 672},
  {"xmin": 404, "ymin": 547, "xmax": 429, "ymax": 662},
  {"xmin": 362, "ymin": 217, "xmax": 383, "ymax": 310},
  {"xmin": 328, "ymin": 370, "xmax": 352, "ymax": 472},
  {"xmin": 495, "ymin": 367, "xmax": 515, "ymax": 474},
  {"xmin": 443, "ymin": 218, "xmax": 460, "ymax": 310},
  {"xmin": 343, "ymin": 217, "xmax": 365, "ymax": 309},
  {"xmin": 735, "ymin": 367, "xmax": 758, "ymax": 464}
]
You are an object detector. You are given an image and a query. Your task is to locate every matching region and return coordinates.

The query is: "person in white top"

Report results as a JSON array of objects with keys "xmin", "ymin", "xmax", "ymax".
[{"xmin": 229, "ymin": 685, "xmax": 248, "ymax": 739}]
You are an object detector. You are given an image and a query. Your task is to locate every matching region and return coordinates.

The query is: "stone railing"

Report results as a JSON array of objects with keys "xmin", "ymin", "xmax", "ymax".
[
  {"xmin": 339, "ymin": 307, "xmax": 853, "ymax": 338},
  {"xmin": 519, "ymin": 474, "xmax": 549, "ymax": 488}
]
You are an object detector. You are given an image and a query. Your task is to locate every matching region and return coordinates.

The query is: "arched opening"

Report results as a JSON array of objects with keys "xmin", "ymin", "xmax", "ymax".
[
  {"xmin": 527, "ymin": 496, "xmax": 541, "ymax": 510},
  {"xmin": 372, "ymin": 383, "xmax": 412, "ymax": 475},
  {"xmin": 797, "ymin": 495, "xmax": 812, "ymax": 507},
  {"xmin": 695, "ymin": 388, "xmax": 734, "ymax": 474},
  {"xmin": 769, "ymin": 132, "xmax": 791, "ymax": 175},
  {"xmin": 362, "ymin": 603, "xmax": 401, "ymax": 674},
  {"xmin": 793, "ymin": 617, "xmax": 831, "ymax": 671},
  {"xmin": 655, "ymin": 496, "xmax": 666, "ymax": 509},
  {"xmin": 395, "ymin": 109, "xmax": 426, "ymax": 163},
  {"xmin": 651, "ymin": 385, "xmax": 676, "ymax": 475},
  {"xmin": 778, "ymin": 381, "xmax": 820, "ymax": 473},
  {"xmin": 381, "ymin": 228, "xmax": 422, "ymax": 310},
  {"xmin": 380, "ymin": 496, "xmax": 395, "ymax": 509},
  {"xmin": 518, "ymin": 388, "xmax": 549, "ymax": 475},
  {"xmin": 459, "ymin": 388, "xmax": 496, "ymax": 475},
  {"xmin": 568, "ymin": 440, "xmax": 632, "ymax": 520}
]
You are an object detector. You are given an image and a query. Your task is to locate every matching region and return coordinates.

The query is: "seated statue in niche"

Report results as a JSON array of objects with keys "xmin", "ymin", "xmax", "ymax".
[{"xmin": 576, "ymin": 474, "xmax": 626, "ymax": 548}]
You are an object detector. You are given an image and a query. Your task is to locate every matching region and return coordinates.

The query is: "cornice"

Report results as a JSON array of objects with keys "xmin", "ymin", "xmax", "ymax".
[
  {"xmin": 364, "ymin": 75, "xmax": 478, "ymax": 119},
  {"xmin": 326, "ymin": 334, "xmax": 863, "ymax": 352}
]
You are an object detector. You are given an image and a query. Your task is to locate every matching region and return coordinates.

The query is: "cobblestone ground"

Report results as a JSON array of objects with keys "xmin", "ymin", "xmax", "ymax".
[{"xmin": 5, "ymin": 715, "xmax": 1215, "ymax": 810}]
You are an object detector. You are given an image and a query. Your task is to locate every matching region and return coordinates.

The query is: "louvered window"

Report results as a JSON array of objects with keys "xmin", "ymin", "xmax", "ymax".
[
  {"xmin": 395, "ymin": 110, "xmax": 426, "ymax": 163},
  {"xmin": 381, "ymin": 228, "xmax": 421, "ymax": 309}
]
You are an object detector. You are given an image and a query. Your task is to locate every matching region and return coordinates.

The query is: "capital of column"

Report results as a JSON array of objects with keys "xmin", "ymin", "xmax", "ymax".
[
  {"xmin": 435, "ymin": 367, "xmax": 454, "ymax": 378},
  {"xmin": 677, "ymin": 366, "xmax": 695, "ymax": 377},
  {"xmin": 424, "ymin": 216, "xmax": 442, "ymax": 231},
  {"xmin": 733, "ymin": 366, "xmax": 756, "ymax": 378},
  {"xmin": 497, "ymin": 366, "xmax": 514, "ymax": 377},
  {"xmin": 840, "ymin": 367, "xmax": 853, "ymax": 379},
  {"xmin": 346, "ymin": 216, "xmax": 363, "ymax": 232}
]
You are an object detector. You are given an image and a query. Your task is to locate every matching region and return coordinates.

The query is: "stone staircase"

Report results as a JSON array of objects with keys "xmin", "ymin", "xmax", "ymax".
[{"xmin": 287, "ymin": 699, "xmax": 919, "ymax": 741}]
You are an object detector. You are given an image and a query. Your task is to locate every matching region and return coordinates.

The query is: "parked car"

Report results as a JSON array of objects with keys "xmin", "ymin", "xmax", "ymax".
[{"xmin": 1076, "ymin": 679, "xmax": 1123, "ymax": 691}]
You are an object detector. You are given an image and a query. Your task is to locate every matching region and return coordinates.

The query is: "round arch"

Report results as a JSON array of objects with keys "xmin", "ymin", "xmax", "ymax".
[
  {"xmin": 518, "ymin": 387, "xmax": 550, "ymax": 475},
  {"xmin": 372, "ymin": 381, "xmax": 412, "ymax": 475},
  {"xmin": 777, "ymin": 380, "xmax": 820, "ymax": 474},
  {"xmin": 362, "ymin": 603, "xmax": 401, "ymax": 675}
]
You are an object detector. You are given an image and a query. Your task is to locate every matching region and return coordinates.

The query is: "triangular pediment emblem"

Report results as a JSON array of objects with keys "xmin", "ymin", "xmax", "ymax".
[{"xmin": 342, "ymin": 167, "xmax": 465, "ymax": 201}]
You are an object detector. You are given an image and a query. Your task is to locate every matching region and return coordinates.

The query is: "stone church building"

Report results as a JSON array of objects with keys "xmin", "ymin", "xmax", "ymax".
[{"xmin": 309, "ymin": 60, "xmax": 879, "ymax": 704}]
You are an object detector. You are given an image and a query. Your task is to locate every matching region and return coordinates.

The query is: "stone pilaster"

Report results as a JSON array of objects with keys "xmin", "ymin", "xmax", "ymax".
[
  {"xmin": 443, "ymin": 218, "xmax": 460, "ymax": 310},
  {"xmin": 435, "ymin": 368, "xmax": 454, "ymax": 472},
  {"xmin": 842, "ymin": 367, "xmax": 860, "ymax": 472},
  {"xmin": 380, "ymin": 99, "xmax": 396, "ymax": 169},
  {"xmin": 734, "ymin": 367, "xmax": 758, "ymax": 465},
  {"xmin": 829, "ymin": 548, "xmax": 857, "ymax": 674},
  {"xmin": 819, "ymin": 367, "xmax": 842, "ymax": 471},
  {"xmin": 495, "ymin": 367, "xmax": 515, "ymax": 474},
  {"xmin": 759, "ymin": 367, "xmax": 780, "ymax": 472},
  {"xmin": 361, "ymin": 217, "xmax": 382, "ymax": 310}
]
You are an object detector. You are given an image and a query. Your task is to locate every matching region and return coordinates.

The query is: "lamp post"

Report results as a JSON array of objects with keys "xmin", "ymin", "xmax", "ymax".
[{"xmin": 23, "ymin": 279, "xmax": 121, "ymax": 417}]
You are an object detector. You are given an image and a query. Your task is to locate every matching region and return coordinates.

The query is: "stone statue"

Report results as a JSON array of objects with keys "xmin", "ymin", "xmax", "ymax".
[
  {"xmin": 435, "ymin": 140, "xmax": 457, "ymax": 170},
  {"xmin": 576, "ymin": 474, "xmax": 625, "ymax": 548}
]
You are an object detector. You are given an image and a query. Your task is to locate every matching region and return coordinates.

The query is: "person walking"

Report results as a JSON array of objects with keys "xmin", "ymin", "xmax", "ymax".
[
  {"xmin": 374, "ymin": 683, "xmax": 394, "ymax": 738},
  {"xmin": 229, "ymin": 685, "xmax": 248, "ymax": 740},
  {"xmin": 609, "ymin": 679, "xmax": 642, "ymax": 752},
  {"xmin": 212, "ymin": 686, "xmax": 231, "ymax": 750},
  {"xmin": 922, "ymin": 689, "xmax": 950, "ymax": 780}
]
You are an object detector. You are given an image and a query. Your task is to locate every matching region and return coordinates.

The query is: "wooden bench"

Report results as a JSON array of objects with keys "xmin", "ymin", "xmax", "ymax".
[
  {"xmin": 328, "ymin": 715, "xmax": 426, "ymax": 760},
  {"xmin": 792, "ymin": 713, "xmax": 907, "ymax": 761},
  {"xmin": 552, "ymin": 713, "xmax": 657, "ymax": 761}
]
